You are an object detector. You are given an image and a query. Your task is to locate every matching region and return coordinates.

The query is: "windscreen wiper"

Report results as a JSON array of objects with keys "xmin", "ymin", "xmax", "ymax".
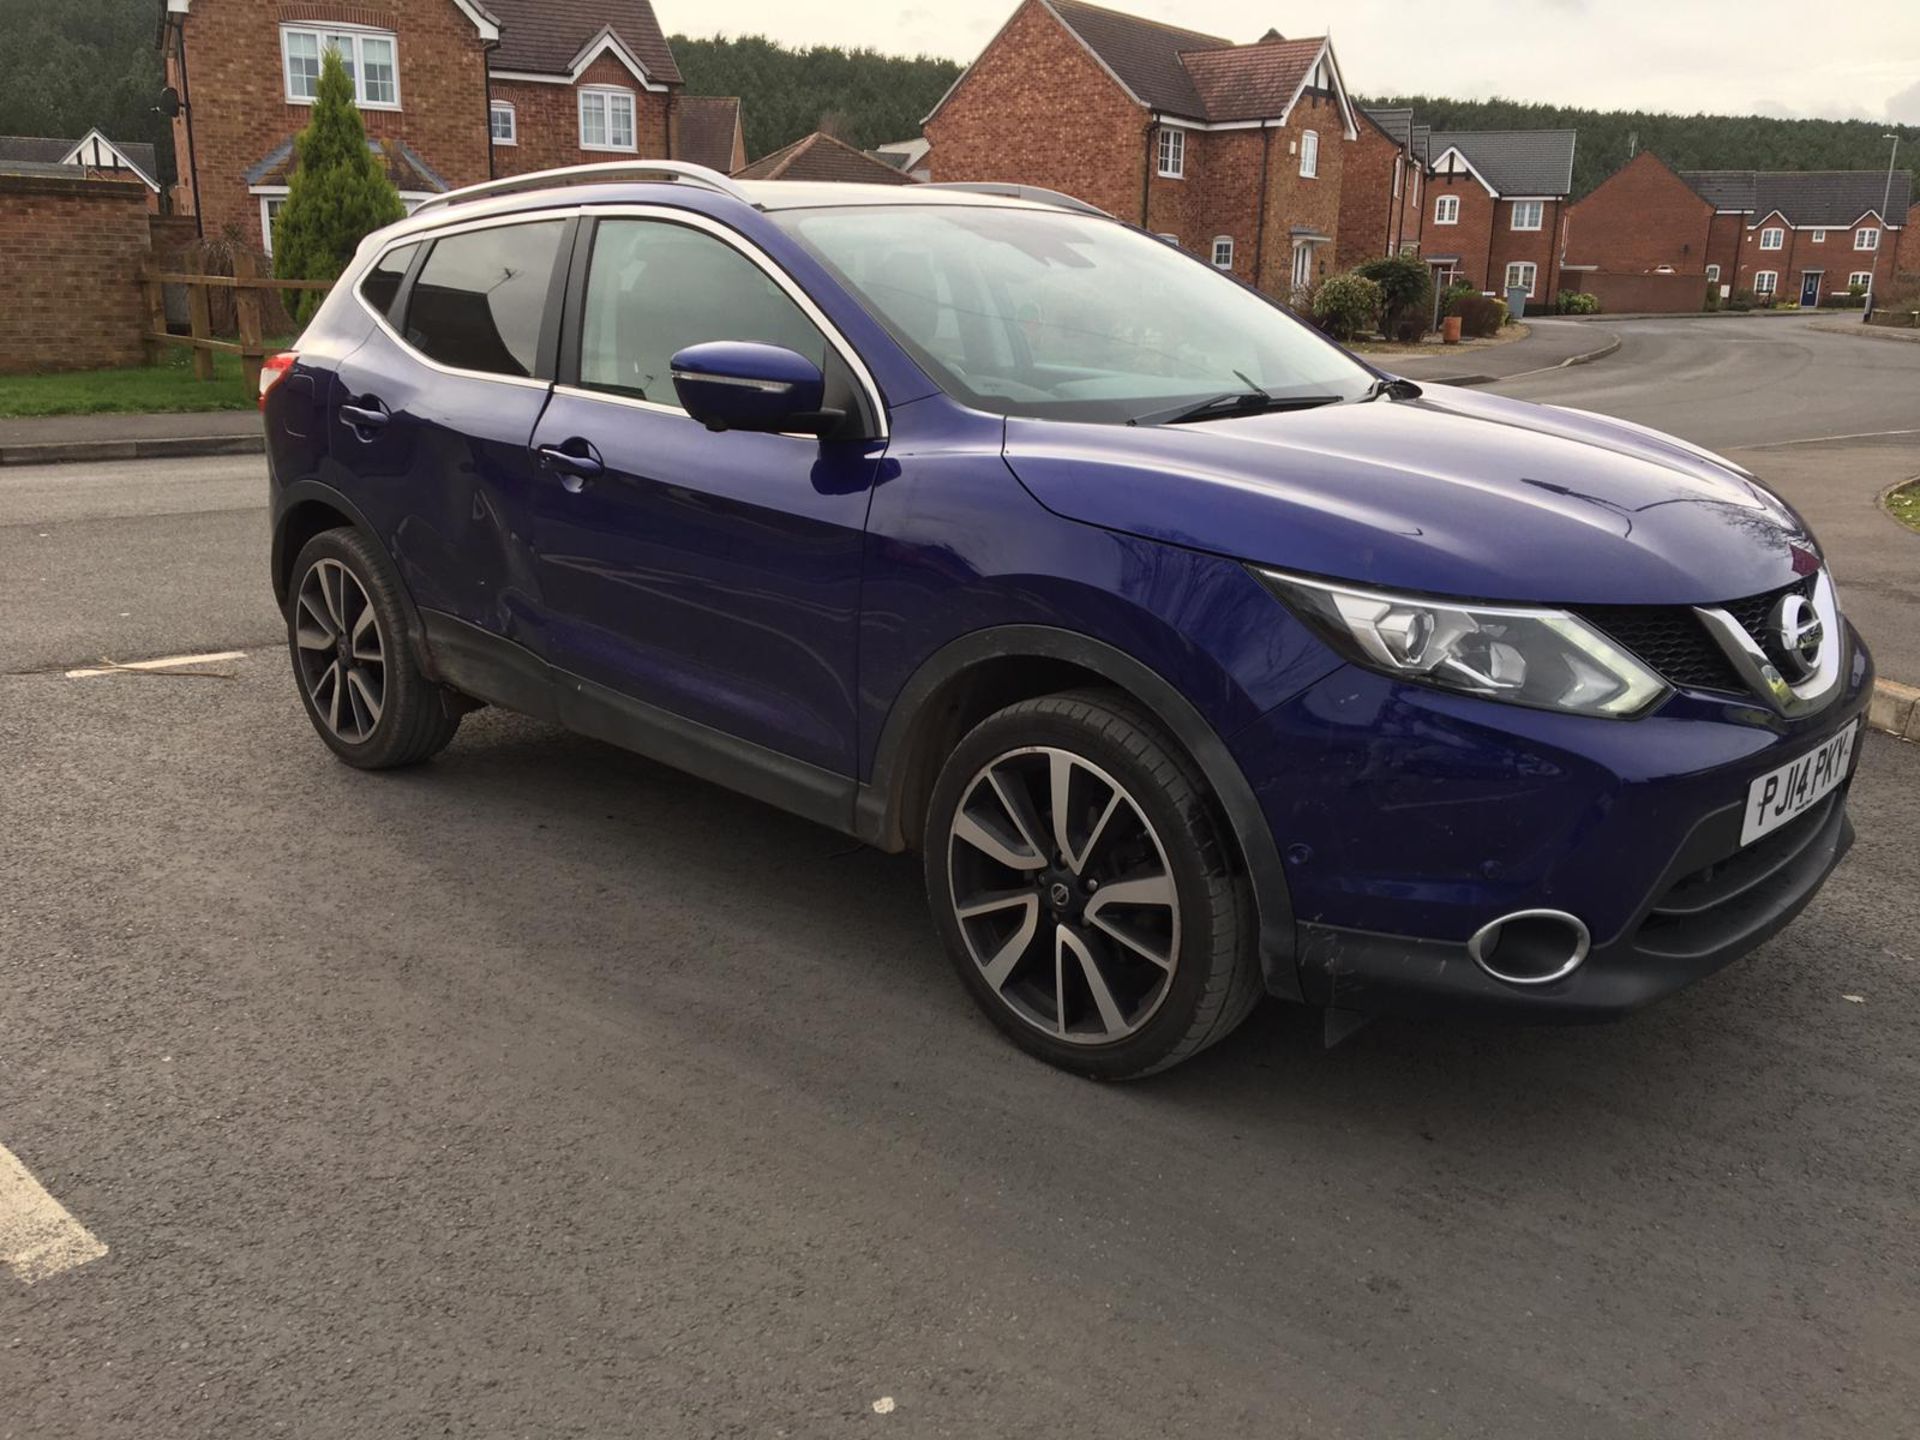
[{"xmin": 1128, "ymin": 388, "xmax": 1344, "ymax": 427}]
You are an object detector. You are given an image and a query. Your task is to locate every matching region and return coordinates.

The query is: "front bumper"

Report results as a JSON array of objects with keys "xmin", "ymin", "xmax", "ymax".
[{"xmin": 1231, "ymin": 627, "xmax": 1873, "ymax": 1019}]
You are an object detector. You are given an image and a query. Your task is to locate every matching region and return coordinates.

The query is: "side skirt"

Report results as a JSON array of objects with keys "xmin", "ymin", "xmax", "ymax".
[{"xmin": 420, "ymin": 611, "xmax": 859, "ymax": 836}]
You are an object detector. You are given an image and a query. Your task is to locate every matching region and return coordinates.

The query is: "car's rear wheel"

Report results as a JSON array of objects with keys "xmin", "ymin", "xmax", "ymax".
[
  {"xmin": 924, "ymin": 689, "xmax": 1261, "ymax": 1078},
  {"xmin": 287, "ymin": 527, "xmax": 461, "ymax": 769}
]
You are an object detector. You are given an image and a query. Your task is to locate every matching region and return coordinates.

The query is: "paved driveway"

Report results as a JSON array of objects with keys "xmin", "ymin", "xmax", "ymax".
[{"xmin": 4, "ymin": 444, "xmax": 1918, "ymax": 1439}]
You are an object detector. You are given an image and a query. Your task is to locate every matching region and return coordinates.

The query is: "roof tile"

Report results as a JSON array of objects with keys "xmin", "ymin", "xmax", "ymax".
[{"xmin": 487, "ymin": 0, "xmax": 681, "ymax": 85}]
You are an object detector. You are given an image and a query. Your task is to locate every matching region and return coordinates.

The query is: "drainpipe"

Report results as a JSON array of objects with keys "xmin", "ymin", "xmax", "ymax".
[
  {"xmin": 1484, "ymin": 193, "xmax": 1497, "ymax": 292},
  {"xmin": 172, "ymin": 15, "xmax": 204, "ymax": 237},
  {"xmin": 483, "ymin": 41, "xmax": 497, "ymax": 180},
  {"xmin": 1253, "ymin": 124, "xmax": 1273, "ymax": 289},
  {"xmin": 1140, "ymin": 118, "xmax": 1155, "ymax": 227}
]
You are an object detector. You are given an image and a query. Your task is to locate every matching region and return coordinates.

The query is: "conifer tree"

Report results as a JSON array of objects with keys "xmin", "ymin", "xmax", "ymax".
[{"xmin": 272, "ymin": 47, "xmax": 405, "ymax": 322}]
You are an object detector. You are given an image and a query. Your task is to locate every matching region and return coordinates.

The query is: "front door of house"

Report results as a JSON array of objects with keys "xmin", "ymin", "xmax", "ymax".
[
  {"xmin": 1291, "ymin": 241, "xmax": 1314, "ymax": 299},
  {"xmin": 1801, "ymin": 271, "xmax": 1822, "ymax": 307}
]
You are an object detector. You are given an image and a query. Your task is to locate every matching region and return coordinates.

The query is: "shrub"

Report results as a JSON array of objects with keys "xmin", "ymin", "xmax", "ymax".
[
  {"xmin": 1728, "ymin": 289, "xmax": 1755, "ymax": 312},
  {"xmin": 1557, "ymin": 290, "xmax": 1600, "ymax": 315},
  {"xmin": 1312, "ymin": 273, "xmax": 1383, "ymax": 342},
  {"xmin": 1702, "ymin": 285, "xmax": 1721, "ymax": 312},
  {"xmin": 1442, "ymin": 279, "xmax": 1478, "ymax": 314},
  {"xmin": 1353, "ymin": 254, "xmax": 1433, "ymax": 339},
  {"xmin": 273, "ymin": 47, "xmax": 406, "ymax": 324},
  {"xmin": 1447, "ymin": 292, "xmax": 1507, "ymax": 338}
]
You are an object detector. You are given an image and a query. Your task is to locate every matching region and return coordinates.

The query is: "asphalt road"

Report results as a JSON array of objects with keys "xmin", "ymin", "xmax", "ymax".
[{"xmin": 4, "ymin": 322, "xmax": 1919, "ymax": 1438}]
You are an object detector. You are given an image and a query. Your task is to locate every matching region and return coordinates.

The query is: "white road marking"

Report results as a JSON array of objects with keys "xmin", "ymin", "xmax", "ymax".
[
  {"xmin": 872, "ymin": 1397, "xmax": 897, "ymax": 1415},
  {"xmin": 0, "ymin": 1143, "xmax": 108, "ymax": 1285},
  {"xmin": 66, "ymin": 649, "xmax": 247, "ymax": 679}
]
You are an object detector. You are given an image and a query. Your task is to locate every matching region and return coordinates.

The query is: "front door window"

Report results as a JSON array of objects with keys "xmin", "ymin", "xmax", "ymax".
[{"xmin": 1291, "ymin": 241, "xmax": 1313, "ymax": 298}]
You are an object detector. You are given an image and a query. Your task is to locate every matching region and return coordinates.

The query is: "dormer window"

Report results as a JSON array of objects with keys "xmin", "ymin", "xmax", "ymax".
[
  {"xmin": 282, "ymin": 25, "xmax": 399, "ymax": 109},
  {"xmin": 1759, "ymin": 227, "xmax": 1784, "ymax": 250},
  {"xmin": 1855, "ymin": 226, "xmax": 1880, "ymax": 251},
  {"xmin": 1511, "ymin": 200, "xmax": 1543, "ymax": 230},
  {"xmin": 1434, "ymin": 194, "xmax": 1459, "ymax": 225}
]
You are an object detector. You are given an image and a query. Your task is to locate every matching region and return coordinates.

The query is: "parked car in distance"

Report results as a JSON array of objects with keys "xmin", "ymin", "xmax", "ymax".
[{"xmin": 263, "ymin": 162, "xmax": 1871, "ymax": 1078}]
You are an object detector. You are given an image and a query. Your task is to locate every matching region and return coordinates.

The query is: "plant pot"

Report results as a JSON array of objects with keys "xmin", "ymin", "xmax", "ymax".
[{"xmin": 1442, "ymin": 315, "xmax": 1463, "ymax": 345}]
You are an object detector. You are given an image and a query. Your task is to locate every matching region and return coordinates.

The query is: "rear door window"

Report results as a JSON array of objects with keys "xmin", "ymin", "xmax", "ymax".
[{"xmin": 404, "ymin": 222, "xmax": 566, "ymax": 378}]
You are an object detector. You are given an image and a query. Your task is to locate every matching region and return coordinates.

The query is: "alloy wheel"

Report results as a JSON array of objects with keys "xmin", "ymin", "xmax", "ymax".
[
  {"xmin": 293, "ymin": 558, "xmax": 386, "ymax": 744},
  {"xmin": 946, "ymin": 746, "xmax": 1180, "ymax": 1044}
]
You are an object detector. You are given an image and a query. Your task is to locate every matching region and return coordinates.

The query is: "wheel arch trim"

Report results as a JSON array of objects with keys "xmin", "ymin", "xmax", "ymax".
[
  {"xmin": 272, "ymin": 479, "xmax": 440, "ymax": 684},
  {"xmin": 855, "ymin": 625, "xmax": 1299, "ymax": 998}
]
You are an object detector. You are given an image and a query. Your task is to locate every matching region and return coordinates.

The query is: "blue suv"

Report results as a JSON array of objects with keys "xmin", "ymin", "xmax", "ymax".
[{"xmin": 263, "ymin": 163, "xmax": 1870, "ymax": 1077}]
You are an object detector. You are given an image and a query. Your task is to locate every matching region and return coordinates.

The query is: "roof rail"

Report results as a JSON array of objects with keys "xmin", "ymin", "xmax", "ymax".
[
  {"xmin": 917, "ymin": 182, "xmax": 1110, "ymax": 218},
  {"xmin": 411, "ymin": 160, "xmax": 750, "ymax": 215}
]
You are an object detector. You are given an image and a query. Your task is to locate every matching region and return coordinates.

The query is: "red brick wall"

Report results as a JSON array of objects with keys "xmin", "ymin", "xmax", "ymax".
[
  {"xmin": 1705, "ymin": 212, "xmax": 1745, "ymax": 291},
  {"xmin": 1562, "ymin": 152, "xmax": 1712, "ymax": 274},
  {"xmin": 1487, "ymin": 199, "xmax": 1561, "ymax": 302},
  {"xmin": 1568, "ymin": 270, "xmax": 1713, "ymax": 314},
  {"xmin": 168, "ymin": 0, "xmax": 493, "ymax": 250},
  {"xmin": 1426, "ymin": 173, "xmax": 1492, "ymax": 286},
  {"xmin": 1727, "ymin": 212, "xmax": 1907, "ymax": 303},
  {"xmin": 490, "ymin": 58, "xmax": 672, "ymax": 178},
  {"xmin": 1258, "ymin": 102, "xmax": 1346, "ymax": 295},
  {"xmin": 0, "ymin": 176, "xmax": 153, "ymax": 373},
  {"xmin": 1336, "ymin": 121, "xmax": 1400, "ymax": 270},
  {"xmin": 924, "ymin": 0, "xmax": 1147, "ymax": 223}
]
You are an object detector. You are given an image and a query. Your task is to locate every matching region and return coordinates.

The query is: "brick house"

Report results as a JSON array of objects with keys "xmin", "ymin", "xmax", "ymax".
[
  {"xmin": 159, "ymin": 0, "xmax": 741, "ymax": 255},
  {"xmin": 1422, "ymin": 130, "xmax": 1576, "ymax": 305},
  {"xmin": 1675, "ymin": 169, "xmax": 1911, "ymax": 305},
  {"xmin": 734, "ymin": 132, "xmax": 917, "ymax": 185},
  {"xmin": 922, "ymin": 0, "xmax": 1365, "ymax": 300}
]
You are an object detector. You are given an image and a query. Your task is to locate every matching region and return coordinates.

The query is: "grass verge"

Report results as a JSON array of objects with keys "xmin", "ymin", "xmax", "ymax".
[
  {"xmin": 0, "ymin": 345, "xmax": 281, "ymax": 418},
  {"xmin": 1885, "ymin": 479, "xmax": 1920, "ymax": 535}
]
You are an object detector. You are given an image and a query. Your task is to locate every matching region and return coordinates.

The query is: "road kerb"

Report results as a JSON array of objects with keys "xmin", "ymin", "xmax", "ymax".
[
  {"xmin": 0, "ymin": 433, "xmax": 265, "ymax": 467},
  {"xmin": 1869, "ymin": 679, "xmax": 1920, "ymax": 742}
]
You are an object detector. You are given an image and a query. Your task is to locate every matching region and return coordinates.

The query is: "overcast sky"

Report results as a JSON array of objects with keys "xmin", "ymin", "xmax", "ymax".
[{"xmin": 654, "ymin": 0, "xmax": 1920, "ymax": 127}]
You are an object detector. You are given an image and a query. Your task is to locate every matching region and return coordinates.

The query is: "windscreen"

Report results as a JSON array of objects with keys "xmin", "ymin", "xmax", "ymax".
[{"xmin": 771, "ymin": 204, "xmax": 1374, "ymax": 423}]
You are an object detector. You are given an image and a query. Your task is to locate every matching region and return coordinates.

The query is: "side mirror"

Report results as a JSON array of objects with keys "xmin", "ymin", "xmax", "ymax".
[{"xmin": 669, "ymin": 341, "xmax": 842, "ymax": 437}]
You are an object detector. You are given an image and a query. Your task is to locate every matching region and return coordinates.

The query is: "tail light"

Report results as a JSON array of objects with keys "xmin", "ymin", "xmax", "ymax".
[{"xmin": 259, "ymin": 352, "xmax": 298, "ymax": 410}]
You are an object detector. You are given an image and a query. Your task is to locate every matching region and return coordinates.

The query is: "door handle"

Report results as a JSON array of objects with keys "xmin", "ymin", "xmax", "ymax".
[
  {"xmin": 537, "ymin": 442, "xmax": 604, "ymax": 486},
  {"xmin": 339, "ymin": 399, "xmax": 390, "ymax": 432}
]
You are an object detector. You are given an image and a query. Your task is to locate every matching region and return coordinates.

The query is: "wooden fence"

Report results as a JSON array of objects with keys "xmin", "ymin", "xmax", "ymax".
[{"xmin": 139, "ymin": 252, "xmax": 332, "ymax": 389}]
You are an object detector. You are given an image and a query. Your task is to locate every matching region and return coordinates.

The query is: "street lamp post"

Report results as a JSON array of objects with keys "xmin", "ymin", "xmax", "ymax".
[{"xmin": 1883, "ymin": 133, "xmax": 1902, "ymax": 228}]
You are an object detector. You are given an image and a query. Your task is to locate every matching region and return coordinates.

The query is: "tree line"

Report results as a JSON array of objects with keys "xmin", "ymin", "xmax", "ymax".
[{"xmin": 1367, "ymin": 94, "xmax": 1916, "ymax": 200}]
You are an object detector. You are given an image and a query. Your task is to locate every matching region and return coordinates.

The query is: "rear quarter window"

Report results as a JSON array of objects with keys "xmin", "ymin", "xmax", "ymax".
[{"xmin": 358, "ymin": 242, "xmax": 418, "ymax": 321}]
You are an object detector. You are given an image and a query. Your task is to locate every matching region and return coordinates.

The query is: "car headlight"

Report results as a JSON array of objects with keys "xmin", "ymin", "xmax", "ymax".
[{"xmin": 1255, "ymin": 568, "xmax": 1669, "ymax": 718}]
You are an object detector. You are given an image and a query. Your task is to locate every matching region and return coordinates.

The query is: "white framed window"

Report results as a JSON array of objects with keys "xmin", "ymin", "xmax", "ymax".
[
  {"xmin": 1753, "ymin": 270, "xmax": 1778, "ymax": 295},
  {"xmin": 1299, "ymin": 130, "xmax": 1319, "ymax": 178},
  {"xmin": 1290, "ymin": 240, "xmax": 1314, "ymax": 294},
  {"xmin": 1155, "ymin": 233, "xmax": 1179, "ymax": 246},
  {"xmin": 1810, "ymin": 229, "xmax": 1826, "ymax": 243},
  {"xmin": 1855, "ymin": 226, "xmax": 1880, "ymax": 251},
  {"xmin": 1503, "ymin": 261, "xmax": 1537, "ymax": 297},
  {"xmin": 1211, "ymin": 235, "xmax": 1234, "ymax": 269},
  {"xmin": 260, "ymin": 194, "xmax": 286, "ymax": 256},
  {"xmin": 281, "ymin": 25, "xmax": 399, "ymax": 109},
  {"xmin": 579, "ymin": 87, "xmax": 637, "ymax": 152},
  {"xmin": 1759, "ymin": 227, "xmax": 1784, "ymax": 250},
  {"xmin": 1156, "ymin": 128, "xmax": 1184, "ymax": 179},
  {"xmin": 1510, "ymin": 200, "xmax": 1543, "ymax": 231},
  {"xmin": 1392, "ymin": 155, "xmax": 1402, "ymax": 197},
  {"xmin": 1434, "ymin": 194, "xmax": 1459, "ymax": 225},
  {"xmin": 490, "ymin": 101, "xmax": 517, "ymax": 146},
  {"xmin": 1849, "ymin": 270, "xmax": 1874, "ymax": 292},
  {"xmin": 1706, "ymin": 263, "xmax": 1721, "ymax": 283}
]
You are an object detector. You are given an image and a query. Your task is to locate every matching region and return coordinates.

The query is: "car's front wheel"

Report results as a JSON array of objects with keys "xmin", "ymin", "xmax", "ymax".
[
  {"xmin": 287, "ymin": 527, "xmax": 462, "ymax": 769},
  {"xmin": 924, "ymin": 690, "xmax": 1261, "ymax": 1078}
]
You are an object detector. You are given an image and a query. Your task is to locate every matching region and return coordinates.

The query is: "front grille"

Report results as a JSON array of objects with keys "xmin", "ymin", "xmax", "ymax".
[{"xmin": 1572, "ymin": 573, "xmax": 1816, "ymax": 696}]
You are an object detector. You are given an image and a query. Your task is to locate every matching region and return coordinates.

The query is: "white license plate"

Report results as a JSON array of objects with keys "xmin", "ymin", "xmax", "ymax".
[{"xmin": 1741, "ymin": 720, "xmax": 1858, "ymax": 846}]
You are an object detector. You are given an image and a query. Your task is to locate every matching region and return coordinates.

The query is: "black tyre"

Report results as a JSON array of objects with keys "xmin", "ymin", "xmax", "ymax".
[
  {"xmin": 286, "ymin": 527, "xmax": 462, "ymax": 769},
  {"xmin": 924, "ymin": 689, "xmax": 1261, "ymax": 1079}
]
